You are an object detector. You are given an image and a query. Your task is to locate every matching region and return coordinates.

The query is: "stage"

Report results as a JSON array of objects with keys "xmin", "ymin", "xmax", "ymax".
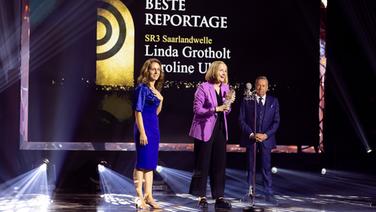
[
  {"xmin": 1, "ymin": 0, "xmax": 376, "ymax": 211},
  {"xmin": 1, "ymin": 163, "xmax": 375, "ymax": 211}
]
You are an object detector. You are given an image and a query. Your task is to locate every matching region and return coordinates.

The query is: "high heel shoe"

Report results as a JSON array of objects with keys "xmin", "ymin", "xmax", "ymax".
[
  {"xmin": 144, "ymin": 196, "xmax": 161, "ymax": 209},
  {"xmin": 135, "ymin": 197, "xmax": 148, "ymax": 209}
]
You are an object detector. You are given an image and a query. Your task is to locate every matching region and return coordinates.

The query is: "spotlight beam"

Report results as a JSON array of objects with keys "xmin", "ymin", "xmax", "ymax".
[
  {"xmin": 97, "ymin": 164, "xmax": 134, "ymax": 196},
  {"xmin": 0, "ymin": 165, "xmax": 50, "ymax": 210},
  {"xmin": 156, "ymin": 166, "xmax": 192, "ymax": 194},
  {"xmin": 329, "ymin": 62, "xmax": 372, "ymax": 153},
  {"xmin": 0, "ymin": 0, "xmax": 93, "ymax": 93}
]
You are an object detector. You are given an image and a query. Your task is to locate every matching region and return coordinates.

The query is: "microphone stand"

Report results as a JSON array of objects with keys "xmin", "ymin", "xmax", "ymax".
[
  {"xmin": 251, "ymin": 91, "xmax": 257, "ymax": 206},
  {"xmin": 243, "ymin": 91, "xmax": 264, "ymax": 212}
]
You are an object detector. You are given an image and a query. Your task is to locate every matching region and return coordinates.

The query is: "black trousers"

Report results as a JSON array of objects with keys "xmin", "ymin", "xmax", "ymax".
[{"xmin": 189, "ymin": 119, "xmax": 226, "ymax": 199}]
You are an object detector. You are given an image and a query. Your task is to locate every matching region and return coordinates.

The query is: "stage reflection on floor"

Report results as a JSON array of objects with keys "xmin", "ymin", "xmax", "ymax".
[
  {"xmin": 0, "ymin": 168, "xmax": 375, "ymax": 211},
  {"xmin": 0, "ymin": 192, "xmax": 374, "ymax": 211}
]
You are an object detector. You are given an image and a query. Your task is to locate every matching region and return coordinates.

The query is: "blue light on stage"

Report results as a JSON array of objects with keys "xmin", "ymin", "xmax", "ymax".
[
  {"xmin": 0, "ymin": 164, "xmax": 51, "ymax": 211},
  {"xmin": 155, "ymin": 166, "xmax": 191, "ymax": 194}
]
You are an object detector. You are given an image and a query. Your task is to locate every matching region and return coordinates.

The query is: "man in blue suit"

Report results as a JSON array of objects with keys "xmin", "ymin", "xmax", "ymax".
[{"xmin": 239, "ymin": 76, "xmax": 280, "ymax": 204}]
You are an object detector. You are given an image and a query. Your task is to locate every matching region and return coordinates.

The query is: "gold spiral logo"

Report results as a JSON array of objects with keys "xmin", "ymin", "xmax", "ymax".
[{"xmin": 96, "ymin": 0, "xmax": 134, "ymax": 87}]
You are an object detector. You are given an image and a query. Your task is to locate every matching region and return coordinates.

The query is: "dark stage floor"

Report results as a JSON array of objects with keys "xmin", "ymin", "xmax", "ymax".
[
  {"xmin": 1, "ymin": 167, "xmax": 375, "ymax": 211},
  {"xmin": 1, "ymin": 191, "xmax": 374, "ymax": 211}
]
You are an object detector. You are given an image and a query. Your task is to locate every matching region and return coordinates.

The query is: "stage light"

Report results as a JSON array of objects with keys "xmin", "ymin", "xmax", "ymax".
[
  {"xmin": 43, "ymin": 158, "xmax": 49, "ymax": 164},
  {"xmin": 98, "ymin": 164, "xmax": 106, "ymax": 173},
  {"xmin": 39, "ymin": 163, "xmax": 47, "ymax": 172},
  {"xmin": 36, "ymin": 159, "xmax": 49, "ymax": 171},
  {"xmin": 367, "ymin": 149, "xmax": 372, "ymax": 154},
  {"xmin": 99, "ymin": 160, "xmax": 108, "ymax": 166},
  {"xmin": 98, "ymin": 160, "xmax": 110, "ymax": 172},
  {"xmin": 156, "ymin": 165, "xmax": 163, "ymax": 173},
  {"xmin": 321, "ymin": 0, "xmax": 327, "ymax": 8},
  {"xmin": 98, "ymin": 160, "xmax": 110, "ymax": 173},
  {"xmin": 271, "ymin": 167, "xmax": 278, "ymax": 174},
  {"xmin": 321, "ymin": 168, "xmax": 327, "ymax": 175}
]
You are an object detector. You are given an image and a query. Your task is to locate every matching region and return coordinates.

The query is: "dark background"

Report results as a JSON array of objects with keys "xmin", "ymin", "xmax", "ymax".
[
  {"xmin": 27, "ymin": 0, "xmax": 319, "ymax": 147},
  {"xmin": 0, "ymin": 0, "xmax": 375, "ymax": 190}
]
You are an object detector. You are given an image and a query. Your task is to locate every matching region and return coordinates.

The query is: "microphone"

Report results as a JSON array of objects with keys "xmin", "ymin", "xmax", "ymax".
[
  {"xmin": 246, "ymin": 82, "xmax": 252, "ymax": 91},
  {"xmin": 244, "ymin": 83, "xmax": 252, "ymax": 96},
  {"xmin": 244, "ymin": 82, "xmax": 255, "ymax": 100}
]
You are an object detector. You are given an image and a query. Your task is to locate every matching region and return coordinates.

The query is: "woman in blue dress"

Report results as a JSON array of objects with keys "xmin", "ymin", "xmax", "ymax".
[{"xmin": 133, "ymin": 58, "xmax": 164, "ymax": 209}]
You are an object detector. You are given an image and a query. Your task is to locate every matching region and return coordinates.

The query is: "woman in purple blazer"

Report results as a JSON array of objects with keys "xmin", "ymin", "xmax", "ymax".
[{"xmin": 189, "ymin": 61, "xmax": 235, "ymax": 210}]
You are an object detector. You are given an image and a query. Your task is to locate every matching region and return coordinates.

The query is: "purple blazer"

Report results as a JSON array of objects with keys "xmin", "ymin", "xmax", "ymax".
[{"xmin": 189, "ymin": 82, "xmax": 231, "ymax": 142}]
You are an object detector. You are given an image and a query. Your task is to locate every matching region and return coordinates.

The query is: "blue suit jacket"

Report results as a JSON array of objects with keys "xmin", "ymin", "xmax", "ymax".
[{"xmin": 239, "ymin": 95, "xmax": 280, "ymax": 149}]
